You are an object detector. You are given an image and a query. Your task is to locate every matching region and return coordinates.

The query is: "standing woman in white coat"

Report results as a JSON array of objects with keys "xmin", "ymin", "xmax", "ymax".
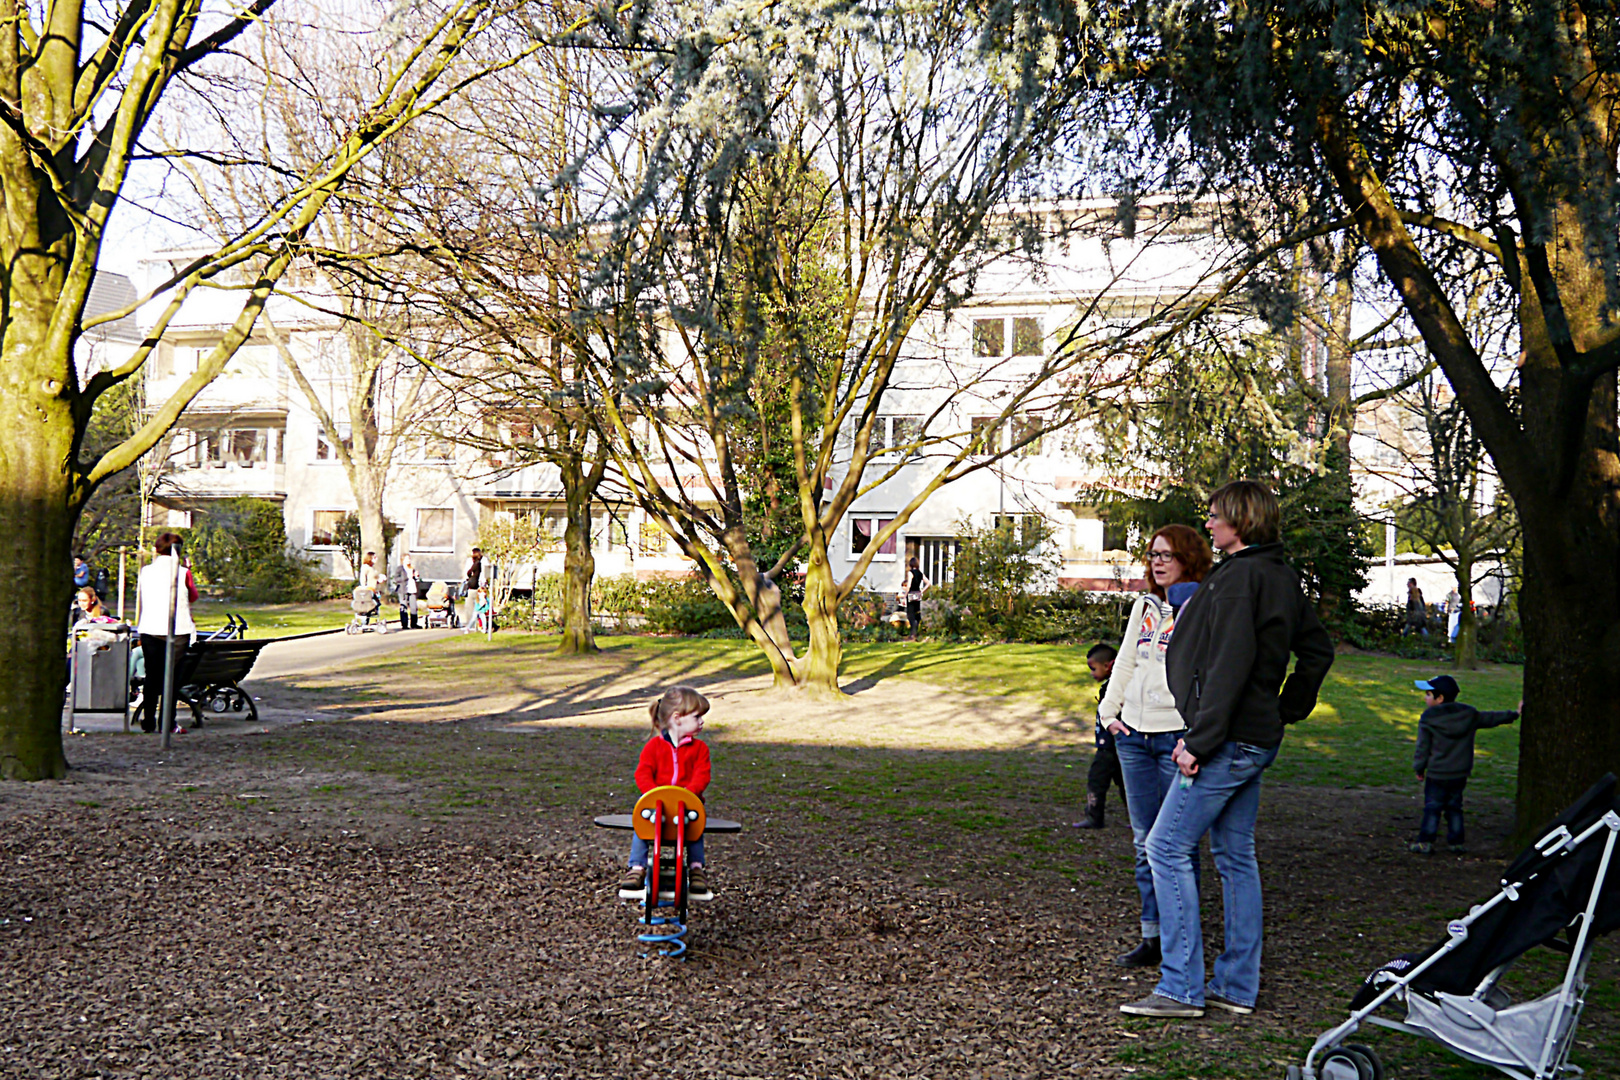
[
  {"xmin": 1096, "ymin": 524, "xmax": 1212, "ymax": 968},
  {"xmin": 135, "ymin": 532, "xmax": 196, "ymax": 734}
]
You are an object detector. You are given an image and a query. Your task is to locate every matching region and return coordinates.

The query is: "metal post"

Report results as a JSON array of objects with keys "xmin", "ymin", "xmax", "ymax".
[
  {"xmin": 117, "ymin": 546, "xmax": 127, "ymax": 622},
  {"xmin": 1385, "ymin": 521, "xmax": 1397, "ymax": 602},
  {"xmin": 159, "ymin": 554, "xmax": 182, "ymax": 751}
]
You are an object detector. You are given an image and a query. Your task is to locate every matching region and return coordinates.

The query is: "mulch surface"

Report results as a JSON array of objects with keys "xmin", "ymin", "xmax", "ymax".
[{"xmin": 2, "ymin": 722, "xmax": 1612, "ymax": 1079}]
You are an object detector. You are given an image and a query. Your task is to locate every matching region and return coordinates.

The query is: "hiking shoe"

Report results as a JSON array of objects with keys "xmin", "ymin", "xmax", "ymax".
[
  {"xmin": 616, "ymin": 866, "xmax": 647, "ymax": 898},
  {"xmin": 1447, "ymin": 844, "xmax": 1469, "ymax": 854},
  {"xmin": 687, "ymin": 865, "xmax": 713, "ymax": 901},
  {"xmin": 1072, "ymin": 816, "xmax": 1106, "ymax": 829},
  {"xmin": 1120, "ymin": 993, "xmax": 1203, "ymax": 1019},
  {"xmin": 1205, "ymin": 991, "xmax": 1255, "ymax": 1015},
  {"xmin": 1115, "ymin": 937, "xmax": 1162, "ymax": 968},
  {"xmin": 1408, "ymin": 841, "xmax": 1433, "ymax": 854}
]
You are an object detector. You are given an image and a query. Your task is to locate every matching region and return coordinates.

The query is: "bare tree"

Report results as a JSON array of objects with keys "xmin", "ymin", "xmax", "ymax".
[
  {"xmin": 0, "ymin": 0, "xmax": 524, "ymax": 779},
  {"xmin": 552, "ymin": 4, "xmax": 1203, "ymax": 693}
]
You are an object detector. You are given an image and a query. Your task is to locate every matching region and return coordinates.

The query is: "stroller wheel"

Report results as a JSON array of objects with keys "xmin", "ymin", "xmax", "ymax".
[
  {"xmin": 1285, "ymin": 1068, "xmax": 1303, "ymax": 1080},
  {"xmin": 209, "ymin": 692, "xmax": 231, "ymax": 714},
  {"xmin": 1319, "ymin": 1048, "xmax": 1373, "ymax": 1080},
  {"xmin": 346, "ymin": 621, "xmax": 359, "ymax": 635},
  {"xmin": 1341, "ymin": 1046, "xmax": 1383, "ymax": 1080}
]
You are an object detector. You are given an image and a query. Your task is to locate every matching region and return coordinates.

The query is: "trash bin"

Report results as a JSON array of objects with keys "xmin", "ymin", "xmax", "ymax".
[{"xmin": 70, "ymin": 626, "xmax": 131, "ymax": 716}]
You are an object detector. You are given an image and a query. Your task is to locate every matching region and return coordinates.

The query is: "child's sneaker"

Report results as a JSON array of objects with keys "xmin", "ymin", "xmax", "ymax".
[
  {"xmin": 686, "ymin": 865, "xmax": 713, "ymax": 901},
  {"xmin": 1447, "ymin": 843, "xmax": 1469, "ymax": 854},
  {"xmin": 616, "ymin": 866, "xmax": 647, "ymax": 898},
  {"xmin": 1408, "ymin": 841, "xmax": 1433, "ymax": 854}
]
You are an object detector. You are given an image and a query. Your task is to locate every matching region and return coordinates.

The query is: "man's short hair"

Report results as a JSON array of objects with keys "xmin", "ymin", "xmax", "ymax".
[
  {"xmin": 1209, "ymin": 480, "xmax": 1281, "ymax": 546},
  {"xmin": 1087, "ymin": 642, "xmax": 1118, "ymax": 662}
]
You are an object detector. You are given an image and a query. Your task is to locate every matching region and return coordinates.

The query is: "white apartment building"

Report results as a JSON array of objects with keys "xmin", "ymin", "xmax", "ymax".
[{"xmin": 138, "ymin": 202, "xmax": 1228, "ymax": 591}]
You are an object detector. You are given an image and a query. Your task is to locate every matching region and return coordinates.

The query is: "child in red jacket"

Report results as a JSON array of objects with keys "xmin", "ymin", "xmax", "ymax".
[{"xmin": 617, "ymin": 686, "xmax": 714, "ymax": 900}]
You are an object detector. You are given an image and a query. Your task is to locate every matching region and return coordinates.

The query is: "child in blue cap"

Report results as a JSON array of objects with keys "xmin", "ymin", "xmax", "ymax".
[{"xmin": 1410, "ymin": 674, "xmax": 1520, "ymax": 854}]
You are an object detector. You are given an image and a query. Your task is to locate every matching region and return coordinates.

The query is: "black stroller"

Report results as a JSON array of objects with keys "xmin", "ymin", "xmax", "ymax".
[{"xmin": 1290, "ymin": 773, "xmax": 1620, "ymax": 1080}]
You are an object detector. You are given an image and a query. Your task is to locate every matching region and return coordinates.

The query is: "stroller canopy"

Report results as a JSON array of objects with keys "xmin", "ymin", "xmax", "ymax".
[{"xmin": 1412, "ymin": 773, "xmax": 1620, "ymax": 997}]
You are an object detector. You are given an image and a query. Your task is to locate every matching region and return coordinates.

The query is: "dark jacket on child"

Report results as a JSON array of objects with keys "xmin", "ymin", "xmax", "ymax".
[{"xmin": 1414, "ymin": 702, "xmax": 1517, "ymax": 781}]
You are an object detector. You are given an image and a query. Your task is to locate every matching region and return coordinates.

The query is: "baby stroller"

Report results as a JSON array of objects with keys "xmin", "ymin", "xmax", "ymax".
[
  {"xmin": 423, "ymin": 581, "xmax": 459, "ymax": 629},
  {"xmin": 346, "ymin": 586, "xmax": 386, "ymax": 635},
  {"xmin": 1289, "ymin": 773, "xmax": 1620, "ymax": 1080}
]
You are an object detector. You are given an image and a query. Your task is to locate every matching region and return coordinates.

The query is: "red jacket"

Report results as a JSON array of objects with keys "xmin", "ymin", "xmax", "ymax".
[{"xmin": 635, "ymin": 733, "xmax": 711, "ymax": 796}]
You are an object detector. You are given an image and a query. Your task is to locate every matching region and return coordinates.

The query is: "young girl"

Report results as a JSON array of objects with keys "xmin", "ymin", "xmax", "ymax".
[{"xmin": 617, "ymin": 686, "xmax": 714, "ymax": 900}]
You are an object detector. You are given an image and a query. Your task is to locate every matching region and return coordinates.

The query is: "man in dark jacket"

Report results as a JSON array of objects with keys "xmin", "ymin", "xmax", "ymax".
[
  {"xmin": 1120, "ymin": 480, "xmax": 1335, "ymax": 1020},
  {"xmin": 1409, "ymin": 674, "xmax": 1518, "ymax": 854}
]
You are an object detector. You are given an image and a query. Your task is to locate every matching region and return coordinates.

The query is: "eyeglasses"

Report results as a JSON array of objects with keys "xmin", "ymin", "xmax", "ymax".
[{"xmin": 1147, "ymin": 550, "xmax": 1181, "ymax": 562}]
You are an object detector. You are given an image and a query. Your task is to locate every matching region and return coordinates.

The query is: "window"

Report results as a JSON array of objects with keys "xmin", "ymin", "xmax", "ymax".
[
  {"xmin": 850, "ymin": 515, "xmax": 897, "ymax": 558},
  {"xmin": 310, "ymin": 509, "xmax": 347, "ymax": 548},
  {"xmin": 972, "ymin": 318, "xmax": 1004, "ymax": 357},
  {"xmin": 872, "ymin": 415, "xmax": 923, "ymax": 458},
  {"xmin": 315, "ymin": 423, "xmax": 352, "ymax": 461},
  {"xmin": 639, "ymin": 521, "xmax": 669, "ymax": 557},
  {"xmin": 1010, "ymin": 415, "xmax": 1044, "ymax": 457},
  {"xmin": 971, "ymin": 316, "xmax": 1044, "ymax": 358},
  {"xmin": 194, "ymin": 426, "xmax": 280, "ymax": 467},
  {"xmin": 609, "ymin": 516, "xmax": 628, "ymax": 550},
  {"xmin": 995, "ymin": 513, "xmax": 1046, "ymax": 545},
  {"xmin": 970, "ymin": 416, "xmax": 1003, "ymax": 455},
  {"xmin": 1011, "ymin": 317, "xmax": 1043, "ymax": 356},
  {"xmin": 415, "ymin": 508, "xmax": 455, "ymax": 552}
]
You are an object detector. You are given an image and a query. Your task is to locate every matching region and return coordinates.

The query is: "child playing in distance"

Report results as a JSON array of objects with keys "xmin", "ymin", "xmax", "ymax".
[
  {"xmin": 617, "ymin": 686, "xmax": 714, "ymax": 900},
  {"xmin": 1410, "ymin": 674, "xmax": 1520, "ymax": 854},
  {"xmin": 1076, "ymin": 642, "xmax": 1126, "ymax": 828}
]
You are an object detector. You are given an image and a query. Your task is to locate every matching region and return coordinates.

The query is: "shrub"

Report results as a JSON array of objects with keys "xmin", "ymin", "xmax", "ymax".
[{"xmin": 182, "ymin": 497, "xmax": 327, "ymax": 602}]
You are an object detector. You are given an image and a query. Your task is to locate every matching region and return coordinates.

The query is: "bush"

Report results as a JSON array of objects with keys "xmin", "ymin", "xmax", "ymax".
[{"xmin": 181, "ymin": 497, "xmax": 328, "ymax": 602}]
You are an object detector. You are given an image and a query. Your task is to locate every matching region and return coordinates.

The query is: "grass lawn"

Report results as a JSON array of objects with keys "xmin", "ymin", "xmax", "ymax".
[
  {"xmin": 301, "ymin": 631, "xmax": 1525, "ymax": 797},
  {"xmin": 194, "ymin": 597, "xmax": 353, "ymax": 638}
]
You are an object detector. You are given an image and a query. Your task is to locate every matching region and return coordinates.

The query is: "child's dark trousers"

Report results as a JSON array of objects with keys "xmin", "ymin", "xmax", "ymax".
[
  {"xmin": 1418, "ymin": 777, "xmax": 1468, "ymax": 846},
  {"xmin": 1086, "ymin": 724, "xmax": 1126, "ymax": 818}
]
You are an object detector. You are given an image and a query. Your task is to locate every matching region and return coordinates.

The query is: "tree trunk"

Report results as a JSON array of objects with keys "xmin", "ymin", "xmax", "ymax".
[
  {"xmin": 556, "ymin": 488, "xmax": 597, "ymax": 655},
  {"xmin": 797, "ymin": 533, "xmax": 844, "ymax": 697},
  {"xmin": 354, "ymin": 473, "xmax": 387, "ymax": 588},
  {"xmin": 1515, "ymin": 547, "xmax": 1620, "ymax": 838},
  {"xmin": 0, "ymin": 383, "xmax": 77, "ymax": 780},
  {"xmin": 1452, "ymin": 551, "xmax": 1477, "ymax": 670}
]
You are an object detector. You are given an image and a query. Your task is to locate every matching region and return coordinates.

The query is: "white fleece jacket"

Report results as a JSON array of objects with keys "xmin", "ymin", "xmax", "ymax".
[{"xmin": 1096, "ymin": 593, "xmax": 1185, "ymax": 733}]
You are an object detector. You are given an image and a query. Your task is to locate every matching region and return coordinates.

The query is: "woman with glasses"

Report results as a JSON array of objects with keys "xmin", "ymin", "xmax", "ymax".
[{"xmin": 1095, "ymin": 524, "xmax": 1213, "ymax": 970}]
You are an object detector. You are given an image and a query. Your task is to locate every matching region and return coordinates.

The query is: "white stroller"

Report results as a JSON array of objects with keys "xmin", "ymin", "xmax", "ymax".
[
  {"xmin": 346, "ymin": 586, "xmax": 386, "ymax": 634},
  {"xmin": 1289, "ymin": 773, "xmax": 1620, "ymax": 1080}
]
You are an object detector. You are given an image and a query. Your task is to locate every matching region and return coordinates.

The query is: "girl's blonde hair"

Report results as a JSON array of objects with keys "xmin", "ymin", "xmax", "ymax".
[{"xmin": 650, "ymin": 685, "xmax": 710, "ymax": 732}]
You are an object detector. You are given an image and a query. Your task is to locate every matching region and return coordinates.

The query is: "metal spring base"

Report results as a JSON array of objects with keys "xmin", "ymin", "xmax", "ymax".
[{"xmin": 637, "ymin": 912, "xmax": 688, "ymax": 959}]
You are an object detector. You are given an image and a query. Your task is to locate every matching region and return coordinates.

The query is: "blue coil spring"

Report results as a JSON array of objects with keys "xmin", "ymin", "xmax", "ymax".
[{"xmin": 637, "ymin": 912, "xmax": 687, "ymax": 959}]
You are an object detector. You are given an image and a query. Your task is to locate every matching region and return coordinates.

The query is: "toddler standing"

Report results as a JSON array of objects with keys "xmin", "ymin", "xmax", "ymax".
[
  {"xmin": 1410, "ymin": 675, "xmax": 1519, "ymax": 854},
  {"xmin": 617, "ymin": 686, "xmax": 714, "ymax": 899}
]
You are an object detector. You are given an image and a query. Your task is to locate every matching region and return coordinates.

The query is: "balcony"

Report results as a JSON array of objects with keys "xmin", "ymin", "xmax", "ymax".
[{"xmin": 162, "ymin": 460, "xmax": 287, "ymax": 499}]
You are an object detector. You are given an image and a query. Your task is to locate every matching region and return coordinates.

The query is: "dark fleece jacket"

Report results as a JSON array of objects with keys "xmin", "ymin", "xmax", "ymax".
[
  {"xmin": 1415, "ymin": 702, "xmax": 1518, "ymax": 781},
  {"xmin": 1164, "ymin": 542, "xmax": 1336, "ymax": 764}
]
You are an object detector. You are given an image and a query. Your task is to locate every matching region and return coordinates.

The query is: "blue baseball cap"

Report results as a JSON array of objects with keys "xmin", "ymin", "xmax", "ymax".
[{"xmin": 1415, "ymin": 675, "xmax": 1460, "ymax": 698}]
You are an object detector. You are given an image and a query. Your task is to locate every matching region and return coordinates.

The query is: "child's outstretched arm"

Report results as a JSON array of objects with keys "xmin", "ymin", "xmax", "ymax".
[{"xmin": 1476, "ymin": 708, "xmax": 1519, "ymax": 730}]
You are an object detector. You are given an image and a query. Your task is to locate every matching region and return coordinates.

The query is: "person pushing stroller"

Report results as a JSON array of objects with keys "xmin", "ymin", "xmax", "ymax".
[{"xmin": 1409, "ymin": 674, "xmax": 1520, "ymax": 854}]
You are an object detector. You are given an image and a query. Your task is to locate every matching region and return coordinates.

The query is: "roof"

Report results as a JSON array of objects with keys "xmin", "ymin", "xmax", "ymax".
[{"xmin": 83, "ymin": 272, "xmax": 142, "ymax": 342}]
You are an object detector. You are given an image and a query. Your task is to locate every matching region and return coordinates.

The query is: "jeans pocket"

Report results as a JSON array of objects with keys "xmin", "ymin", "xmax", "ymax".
[{"xmin": 1230, "ymin": 742, "xmax": 1274, "ymax": 780}]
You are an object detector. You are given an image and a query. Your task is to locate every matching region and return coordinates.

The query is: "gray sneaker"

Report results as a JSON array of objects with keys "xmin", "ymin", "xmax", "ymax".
[
  {"xmin": 1205, "ymin": 991, "xmax": 1255, "ymax": 1015},
  {"xmin": 1120, "ymin": 993, "xmax": 1204, "ymax": 1019}
]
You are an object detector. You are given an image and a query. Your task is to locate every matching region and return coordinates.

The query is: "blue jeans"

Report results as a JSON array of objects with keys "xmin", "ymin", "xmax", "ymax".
[
  {"xmin": 1114, "ymin": 729, "xmax": 1185, "ymax": 938},
  {"xmin": 1419, "ymin": 778, "xmax": 1467, "ymax": 845},
  {"xmin": 1146, "ymin": 740, "xmax": 1278, "ymax": 1008},
  {"xmin": 629, "ymin": 835, "xmax": 705, "ymax": 868}
]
